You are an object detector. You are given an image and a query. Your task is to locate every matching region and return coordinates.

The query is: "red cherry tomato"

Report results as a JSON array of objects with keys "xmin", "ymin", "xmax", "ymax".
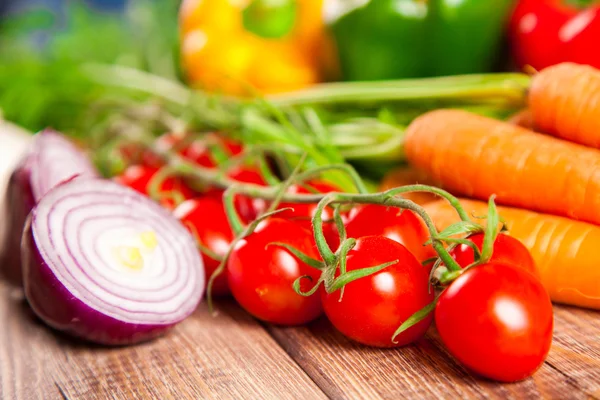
[
  {"xmin": 278, "ymin": 180, "xmax": 344, "ymax": 249},
  {"xmin": 450, "ymin": 233, "xmax": 537, "ymax": 277},
  {"xmin": 144, "ymin": 132, "xmax": 182, "ymax": 166},
  {"xmin": 173, "ymin": 197, "xmax": 234, "ymax": 296},
  {"xmin": 435, "ymin": 262, "xmax": 553, "ymax": 382},
  {"xmin": 117, "ymin": 133, "xmax": 181, "ymax": 168},
  {"xmin": 134, "ymin": 132, "xmax": 244, "ymax": 168},
  {"xmin": 227, "ymin": 218, "xmax": 323, "ymax": 325},
  {"xmin": 509, "ymin": 0, "xmax": 600, "ymax": 71},
  {"xmin": 278, "ymin": 180, "xmax": 341, "ymax": 226},
  {"xmin": 180, "ymin": 133, "xmax": 244, "ymax": 168},
  {"xmin": 345, "ymin": 205, "xmax": 435, "ymax": 264},
  {"xmin": 117, "ymin": 143, "xmax": 147, "ymax": 166},
  {"xmin": 114, "ymin": 164, "xmax": 195, "ymax": 209},
  {"xmin": 227, "ymin": 166, "xmax": 269, "ymax": 222},
  {"xmin": 322, "ymin": 236, "xmax": 434, "ymax": 347},
  {"xmin": 206, "ymin": 165, "xmax": 269, "ymax": 223}
]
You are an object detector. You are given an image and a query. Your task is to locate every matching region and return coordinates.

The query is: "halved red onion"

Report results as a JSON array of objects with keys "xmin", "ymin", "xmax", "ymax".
[
  {"xmin": 22, "ymin": 178, "xmax": 205, "ymax": 345},
  {"xmin": 1, "ymin": 129, "xmax": 98, "ymax": 285}
]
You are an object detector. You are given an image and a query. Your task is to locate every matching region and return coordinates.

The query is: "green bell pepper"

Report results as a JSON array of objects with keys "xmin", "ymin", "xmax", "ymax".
[{"xmin": 326, "ymin": 0, "xmax": 515, "ymax": 80}]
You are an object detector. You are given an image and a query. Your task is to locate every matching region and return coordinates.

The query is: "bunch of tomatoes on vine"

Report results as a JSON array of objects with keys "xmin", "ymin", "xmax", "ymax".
[{"xmin": 111, "ymin": 131, "xmax": 554, "ymax": 383}]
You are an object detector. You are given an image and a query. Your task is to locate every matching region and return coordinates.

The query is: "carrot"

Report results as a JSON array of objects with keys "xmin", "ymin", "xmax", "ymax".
[
  {"xmin": 529, "ymin": 62, "xmax": 600, "ymax": 148},
  {"xmin": 507, "ymin": 109, "xmax": 537, "ymax": 131},
  {"xmin": 404, "ymin": 109, "xmax": 600, "ymax": 225},
  {"xmin": 425, "ymin": 198, "xmax": 600, "ymax": 310},
  {"xmin": 379, "ymin": 166, "xmax": 440, "ymax": 205}
]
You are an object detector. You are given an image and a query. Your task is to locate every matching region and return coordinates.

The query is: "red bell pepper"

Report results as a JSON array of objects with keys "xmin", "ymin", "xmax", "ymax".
[{"xmin": 509, "ymin": 0, "xmax": 600, "ymax": 71}]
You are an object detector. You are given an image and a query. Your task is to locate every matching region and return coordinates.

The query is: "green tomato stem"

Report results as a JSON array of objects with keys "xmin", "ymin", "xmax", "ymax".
[
  {"xmin": 330, "ymin": 259, "xmax": 399, "ymax": 292},
  {"xmin": 223, "ymin": 186, "xmax": 245, "ymax": 236},
  {"xmin": 311, "ymin": 192, "xmax": 339, "ymax": 265},
  {"xmin": 311, "ymin": 191, "xmax": 464, "ymax": 273},
  {"xmin": 386, "ymin": 184, "xmax": 471, "ymax": 222}
]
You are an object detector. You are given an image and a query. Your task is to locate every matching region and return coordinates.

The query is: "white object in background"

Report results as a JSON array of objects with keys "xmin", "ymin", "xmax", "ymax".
[
  {"xmin": 323, "ymin": 0, "xmax": 369, "ymax": 24},
  {"xmin": 0, "ymin": 121, "xmax": 31, "ymax": 254}
]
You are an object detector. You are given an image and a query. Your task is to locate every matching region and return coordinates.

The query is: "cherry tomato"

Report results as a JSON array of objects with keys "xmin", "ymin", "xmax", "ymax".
[
  {"xmin": 450, "ymin": 233, "xmax": 537, "ymax": 277},
  {"xmin": 117, "ymin": 133, "xmax": 181, "ymax": 169},
  {"xmin": 278, "ymin": 180, "xmax": 344, "ymax": 249},
  {"xmin": 180, "ymin": 133, "xmax": 244, "ymax": 168},
  {"xmin": 435, "ymin": 262, "xmax": 553, "ymax": 382},
  {"xmin": 117, "ymin": 143, "xmax": 147, "ymax": 166},
  {"xmin": 278, "ymin": 180, "xmax": 341, "ymax": 226},
  {"xmin": 322, "ymin": 236, "xmax": 434, "ymax": 347},
  {"xmin": 173, "ymin": 197, "xmax": 234, "ymax": 296},
  {"xmin": 227, "ymin": 218, "xmax": 323, "ymax": 325},
  {"xmin": 135, "ymin": 132, "xmax": 244, "ymax": 168},
  {"xmin": 144, "ymin": 132, "xmax": 182, "ymax": 166},
  {"xmin": 345, "ymin": 205, "xmax": 435, "ymax": 264},
  {"xmin": 228, "ymin": 166, "xmax": 269, "ymax": 221},
  {"xmin": 206, "ymin": 165, "xmax": 269, "ymax": 223},
  {"xmin": 114, "ymin": 164, "xmax": 195, "ymax": 209}
]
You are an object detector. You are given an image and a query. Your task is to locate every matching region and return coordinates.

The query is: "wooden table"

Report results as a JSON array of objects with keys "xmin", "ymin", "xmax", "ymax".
[{"xmin": 1, "ymin": 281, "xmax": 599, "ymax": 400}]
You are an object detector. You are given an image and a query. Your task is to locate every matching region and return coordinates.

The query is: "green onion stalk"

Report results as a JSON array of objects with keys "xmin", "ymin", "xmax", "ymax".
[{"xmin": 89, "ymin": 64, "xmax": 531, "ymax": 191}]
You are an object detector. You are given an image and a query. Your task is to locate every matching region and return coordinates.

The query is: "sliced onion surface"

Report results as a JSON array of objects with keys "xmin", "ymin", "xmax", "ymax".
[
  {"xmin": 1, "ymin": 129, "xmax": 98, "ymax": 286},
  {"xmin": 22, "ymin": 178, "xmax": 205, "ymax": 345}
]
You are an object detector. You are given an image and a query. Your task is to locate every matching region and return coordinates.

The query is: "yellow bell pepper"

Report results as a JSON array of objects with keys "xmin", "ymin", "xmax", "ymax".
[{"xmin": 179, "ymin": 0, "xmax": 327, "ymax": 95}]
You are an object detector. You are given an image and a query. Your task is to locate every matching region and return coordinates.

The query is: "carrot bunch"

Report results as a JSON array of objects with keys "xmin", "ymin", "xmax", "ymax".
[{"xmin": 401, "ymin": 62, "xmax": 600, "ymax": 310}]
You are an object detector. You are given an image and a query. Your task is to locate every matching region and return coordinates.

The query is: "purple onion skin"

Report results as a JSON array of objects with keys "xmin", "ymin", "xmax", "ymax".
[
  {"xmin": 1, "ymin": 129, "xmax": 97, "ymax": 287},
  {"xmin": 0, "ymin": 160, "xmax": 35, "ymax": 286},
  {"xmin": 22, "ymin": 216, "xmax": 176, "ymax": 345}
]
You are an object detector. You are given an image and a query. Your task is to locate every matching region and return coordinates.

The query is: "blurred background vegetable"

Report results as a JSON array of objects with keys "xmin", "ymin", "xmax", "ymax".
[
  {"xmin": 326, "ymin": 0, "xmax": 515, "ymax": 81},
  {"xmin": 179, "ymin": 0, "xmax": 333, "ymax": 95},
  {"xmin": 0, "ymin": 0, "xmax": 181, "ymax": 135},
  {"xmin": 0, "ymin": 0, "xmax": 533, "ymax": 189},
  {"xmin": 509, "ymin": 0, "xmax": 600, "ymax": 71}
]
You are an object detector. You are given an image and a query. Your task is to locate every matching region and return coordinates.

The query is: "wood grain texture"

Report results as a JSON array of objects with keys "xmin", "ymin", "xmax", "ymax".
[
  {"xmin": 50, "ymin": 301, "xmax": 326, "ymax": 400},
  {"xmin": 0, "ymin": 285, "xmax": 61, "ymax": 400},
  {"xmin": 547, "ymin": 306, "xmax": 600, "ymax": 398},
  {"xmin": 267, "ymin": 307, "xmax": 598, "ymax": 400},
  {"xmin": 0, "ymin": 284, "xmax": 325, "ymax": 400},
  {"xmin": 3, "ymin": 276, "xmax": 600, "ymax": 400}
]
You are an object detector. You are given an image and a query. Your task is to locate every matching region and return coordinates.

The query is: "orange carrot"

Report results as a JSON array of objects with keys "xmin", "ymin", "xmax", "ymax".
[
  {"xmin": 529, "ymin": 62, "xmax": 600, "ymax": 148},
  {"xmin": 508, "ymin": 109, "xmax": 537, "ymax": 131},
  {"xmin": 379, "ymin": 166, "xmax": 440, "ymax": 205},
  {"xmin": 425, "ymin": 198, "xmax": 600, "ymax": 310},
  {"xmin": 404, "ymin": 109, "xmax": 600, "ymax": 226}
]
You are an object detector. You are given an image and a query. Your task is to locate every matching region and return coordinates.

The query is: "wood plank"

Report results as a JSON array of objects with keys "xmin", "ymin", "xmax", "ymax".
[
  {"xmin": 0, "ymin": 284, "xmax": 326, "ymax": 400},
  {"xmin": 51, "ymin": 301, "xmax": 326, "ymax": 400},
  {"xmin": 5, "ymin": 273, "xmax": 600, "ymax": 400},
  {"xmin": 0, "ymin": 284, "xmax": 61, "ymax": 400},
  {"xmin": 268, "ymin": 309, "xmax": 595, "ymax": 400},
  {"xmin": 547, "ymin": 306, "xmax": 600, "ymax": 398}
]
